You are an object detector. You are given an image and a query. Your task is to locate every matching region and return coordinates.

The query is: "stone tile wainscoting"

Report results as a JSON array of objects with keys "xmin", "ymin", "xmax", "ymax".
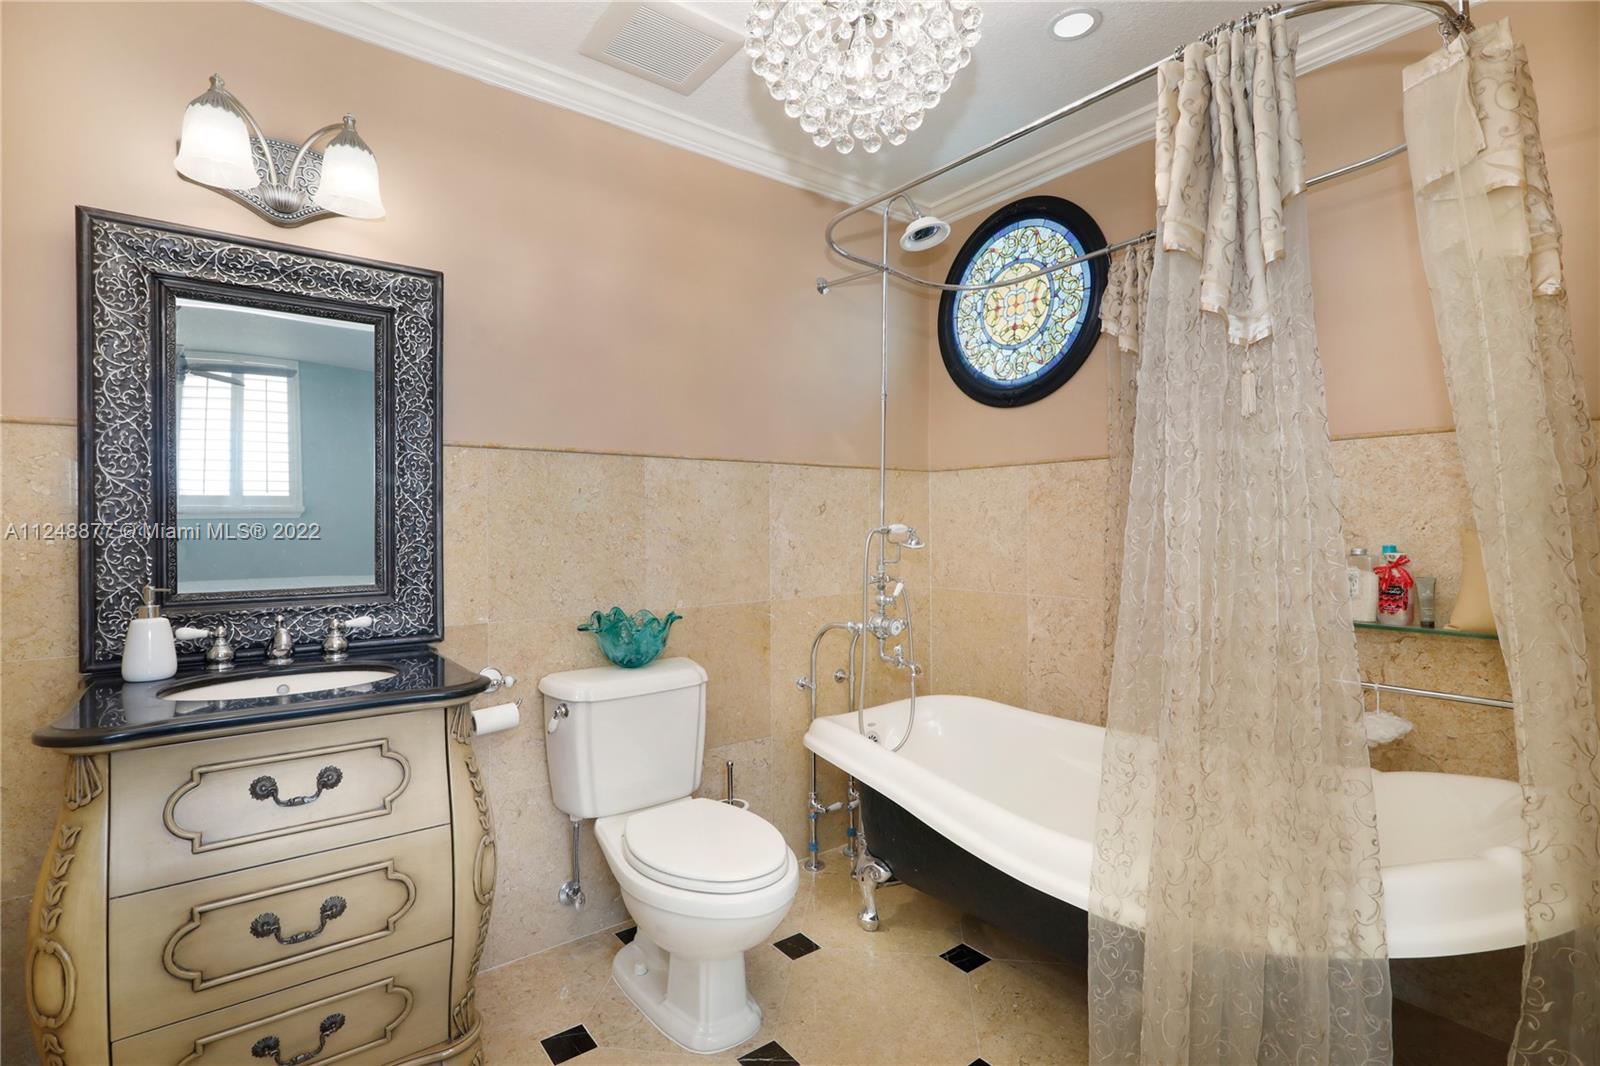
[{"xmin": 0, "ymin": 418, "xmax": 919, "ymax": 1065}]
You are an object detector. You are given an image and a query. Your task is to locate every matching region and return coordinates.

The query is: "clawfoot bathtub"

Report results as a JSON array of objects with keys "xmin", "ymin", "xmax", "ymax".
[{"xmin": 805, "ymin": 695, "xmax": 1534, "ymax": 960}]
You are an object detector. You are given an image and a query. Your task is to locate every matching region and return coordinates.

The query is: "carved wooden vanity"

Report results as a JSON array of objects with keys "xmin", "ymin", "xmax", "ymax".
[{"xmin": 24, "ymin": 652, "xmax": 494, "ymax": 1066}]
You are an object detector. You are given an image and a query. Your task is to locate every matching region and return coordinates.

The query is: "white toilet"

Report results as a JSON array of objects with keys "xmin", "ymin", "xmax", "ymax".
[{"xmin": 540, "ymin": 658, "xmax": 798, "ymax": 1054}]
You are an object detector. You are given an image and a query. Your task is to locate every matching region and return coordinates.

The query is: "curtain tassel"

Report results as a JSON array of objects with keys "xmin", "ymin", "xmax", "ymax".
[{"xmin": 1240, "ymin": 358, "xmax": 1259, "ymax": 418}]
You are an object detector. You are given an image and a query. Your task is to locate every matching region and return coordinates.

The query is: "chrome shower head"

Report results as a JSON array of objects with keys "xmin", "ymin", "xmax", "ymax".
[{"xmin": 900, "ymin": 215, "xmax": 950, "ymax": 253}]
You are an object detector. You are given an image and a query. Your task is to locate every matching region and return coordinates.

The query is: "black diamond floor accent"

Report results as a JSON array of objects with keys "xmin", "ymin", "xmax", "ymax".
[
  {"xmin": 738, "ymin": 1040, "xmax": 800, "ymax": 1065},
  {"xmin": 772, "ymin": 932, "xmax": 820, "ymax": 960},
  {"xmin": 615, "ymin": 926, "xmax": 637, "ymax": 944},
  {"xmin": 940, "ymin": 943, "xmax": 992, "ymax": 973},
  {"xmin": 970, "ymin": 1059, "xmax": 994, "ymax": 1066},
  {"xmin": 540, "ymin": 1024, "xmax": 597, "ymax": 1065}
]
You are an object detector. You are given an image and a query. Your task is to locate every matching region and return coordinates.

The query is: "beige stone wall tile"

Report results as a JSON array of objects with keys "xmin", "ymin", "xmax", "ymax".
[
  {"xmin": 695, "ymin": 736, "xmax": 773, "ymax": 825},
  {"xmin": 885, "ymin": 467, "xmax": 932, "ymax": 590},
  {"xmin": 486, "ymin": 449, "xmax": 647, "ymax": 624},
  {"xmin": 929, "ymin": 589, "xmax": 1026, "ymax": 705},
  {"xmin": 477, "ymin": 617, "xmax": 608, "ymax": 795},
  {"xmin": 442, "ymin": 446, "xmax": 492, "ymax": 627},
  {"xmin": 436, "ymin": 623, "xmax": 488, "ymax": 673},
  {"xmin": 2, "ymin": 423, "xmax": 77, "ymax": 663},
  {"xmin": 2, "ymin": 896, "xmax": 38, "ymax": 1066},
  {"xmin": 669, "ymin": 601, "xmax": 770, "ymax": 750},
  {"xmin": 1027, "ymin": 459, "xmax": 1110, "ymax": 601},
  {"xmin": 1026, "ymin": 595, "xmax": 1108, "ymax": 724},
  {"xmin": 1, "ymin": 657, "xmax": 84, "ymax": 900},
  {"xmin": 643, "ymin": 458, "xmax": 770, "ymax": 608},
  {"xmin": 770, "ymin": 464, "xmax": 874, "ymax": 600},
  {"xmin": 767, "ymin": 593, "xmax": 858, "ymax": 856},
  {"xmin": 481, "ymin": 785, "xmax": 627, "ymax": 969},
  {"xmin": 1358, "ymin": 628, "xmax": 1516, "ymax": 779},
  {"xmin": 1334, "ymin": 432, "xmax": 1473, "ymax": 619},
  {"xmin": 930, "ymin": 465, "xmax": 1028, "ymax": 592}
]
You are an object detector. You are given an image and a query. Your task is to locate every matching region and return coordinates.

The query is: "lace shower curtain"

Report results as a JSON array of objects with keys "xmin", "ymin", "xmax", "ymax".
[
  {"xmin": 1402, "ymin": 20, "xmax": 1600, "ymax": 1064},
  {"xmin": 1102, "ymin": 243, "xmax": 1155, "ymax": 698},
  {"xmin": 1089, "ymin": 21, "xmax": 1391, "ymax": 1065}
]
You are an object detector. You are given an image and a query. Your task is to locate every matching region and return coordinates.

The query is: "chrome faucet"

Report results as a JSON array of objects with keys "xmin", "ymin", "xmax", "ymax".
[
  {"xmin": 266, "ymin": 615, "xmax": 295, "ymax": 665},
  {"xmin": 175, "ymin": 624, "xmax": 236, "ymax": 672},
  {"xmin": 322, "ymin": 614, "xmax": 374, "ymax": 662}
]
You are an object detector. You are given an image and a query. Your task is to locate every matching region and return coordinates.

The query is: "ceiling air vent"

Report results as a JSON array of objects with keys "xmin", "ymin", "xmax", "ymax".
[{"xmin": 579, "ymin": 2, "xmax": 741, "ymax": 95}]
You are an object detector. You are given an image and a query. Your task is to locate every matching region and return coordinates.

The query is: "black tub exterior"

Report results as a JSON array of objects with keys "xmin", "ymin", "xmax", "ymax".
[{"xmin": 856, "ymin": 783, "xmax": 1087, "ymax": 962}]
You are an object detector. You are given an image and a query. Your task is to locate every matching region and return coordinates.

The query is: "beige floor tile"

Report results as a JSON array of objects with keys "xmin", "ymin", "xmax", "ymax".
[
  {"xmin": 971, "ymin": 960, "xmax": 1090, "ymax": 1066},
  {"xmin": 805, "ymin": 868, "xmax": 965, "ymax": 958},
  {"xmin": 961, "ymin": 915, "xmax": 1073, "ymax": 965},
  {"xmin": 478, "ymin": 931, "xmax": 622, "ymax": 1051},
  {"xmin": 773, "ymin": 950, "xmax": 980, "ymax": 1065}
]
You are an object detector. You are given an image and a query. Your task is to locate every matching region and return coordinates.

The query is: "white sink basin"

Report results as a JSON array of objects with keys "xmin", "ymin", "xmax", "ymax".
[{"xmin": 159, "ymin": 667, "xmax": 397, "ymax": 702}]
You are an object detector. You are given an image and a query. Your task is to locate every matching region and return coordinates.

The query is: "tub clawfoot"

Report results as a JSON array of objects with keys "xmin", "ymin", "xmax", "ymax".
[{"xmin": 855, "ymin": 855, "xmax": 892, "ymax": 932}]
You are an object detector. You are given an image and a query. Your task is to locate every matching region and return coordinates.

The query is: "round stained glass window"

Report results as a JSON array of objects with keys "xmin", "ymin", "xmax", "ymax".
[{"xmin": 937, "ymin": 196, "xmax": 1108, "ymax": 407}]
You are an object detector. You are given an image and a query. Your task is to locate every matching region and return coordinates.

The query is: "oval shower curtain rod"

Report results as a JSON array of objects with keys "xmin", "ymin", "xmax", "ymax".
[{"xmin": 816, "ymin": 0, "xmax": 1470, "ymax": 295}]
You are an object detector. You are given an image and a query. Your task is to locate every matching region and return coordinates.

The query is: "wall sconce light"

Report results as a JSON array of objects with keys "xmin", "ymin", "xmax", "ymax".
[{"xmin": 174, "ymin": 74, "xmax": 385, "ymax": 227}]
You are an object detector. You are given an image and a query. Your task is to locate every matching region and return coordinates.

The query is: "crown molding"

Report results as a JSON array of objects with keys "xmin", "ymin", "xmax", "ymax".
[
  {"xmin": 927, "ymin": 4, "xmax": 1434, "ymax": 221},
  {"xmin": 257, "ymin": 1, "xmax": 1433, "ymax": 223},
  {"xmin": 255, "ymin": 0, "xmax": 887, "ymax": 206}
]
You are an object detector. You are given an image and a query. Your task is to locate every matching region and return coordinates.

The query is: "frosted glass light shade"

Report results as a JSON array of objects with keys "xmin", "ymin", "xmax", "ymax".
[
  {"xmin": 312, "ymin": 119, "xmax": 385, "ymax": 220},
  {"xmin": 174, "ymin": 84, "xmax": 259, "ymax": 191}
]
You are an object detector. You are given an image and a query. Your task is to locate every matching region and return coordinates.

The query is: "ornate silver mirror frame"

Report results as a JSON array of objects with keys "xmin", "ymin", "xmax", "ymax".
[{"xmin": 76, "ymin": 207, "xmax": 443, "ymax": 671}]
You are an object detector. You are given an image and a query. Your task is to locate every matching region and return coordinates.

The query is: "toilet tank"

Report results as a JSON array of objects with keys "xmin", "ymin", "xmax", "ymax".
[{"xmin": 540, "ymin": 657, "xmax": 708, "ymax": 819}]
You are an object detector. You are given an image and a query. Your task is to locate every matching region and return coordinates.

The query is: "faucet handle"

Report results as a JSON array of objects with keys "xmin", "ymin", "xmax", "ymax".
[
  {"xmin": 175, "ymin": 624, "xmax": 235, "ymax": 671},
  {"xmin": 174, "ymin": 625, "xmax": 213, "ymax": 642}
]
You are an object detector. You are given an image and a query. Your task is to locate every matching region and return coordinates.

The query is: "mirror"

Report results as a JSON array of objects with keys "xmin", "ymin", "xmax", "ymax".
[
  {"xmin": 78, "ymin": 209, "xmax": 443, "ymax": 672},
  {"xmin": 172, "ymin": 298, "xmax": 378, "ymax": 594}
]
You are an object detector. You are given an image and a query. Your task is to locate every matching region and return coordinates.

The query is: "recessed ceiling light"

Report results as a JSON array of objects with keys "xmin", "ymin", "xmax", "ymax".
[{"xmin": 1050, "ymin": 8, "xmax": 1100, "ymax": 40}]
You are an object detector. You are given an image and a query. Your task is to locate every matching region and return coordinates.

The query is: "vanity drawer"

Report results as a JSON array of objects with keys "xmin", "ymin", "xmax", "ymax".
[
  {"xmin": 109, "ymin": 825, "xmax": 454, "ymax": 1038},
  {"xmin": 110, "ymin": 709, "xmax": 450, "ymax": 896},
  {"xmin": 111, "ymin": 939, "xmax": 451, "ymax": 1066}
]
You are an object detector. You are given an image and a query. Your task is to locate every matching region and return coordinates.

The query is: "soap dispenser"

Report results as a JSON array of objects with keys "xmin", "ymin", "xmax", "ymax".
[{"xmin": 121, "ymin": 584, "xmax": 178, "ymax": 682}]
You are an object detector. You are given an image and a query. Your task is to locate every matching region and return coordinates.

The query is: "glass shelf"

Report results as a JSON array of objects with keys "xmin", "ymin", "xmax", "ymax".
[{"xmin": 1354, "ymin": 621, "xmax": 1498, "ymax": 641}]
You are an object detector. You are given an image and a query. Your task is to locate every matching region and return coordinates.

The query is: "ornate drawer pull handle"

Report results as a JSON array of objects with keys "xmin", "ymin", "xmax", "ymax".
[
  {"xmin": 251, "ymin": 1012, "xmax": 345, "ymax": 1066},
  {"xmin": 250, "ymin": 895, "xmax": 348, "ymax": 945},
  {"xmin": 249, "ymin": 765, "xmax": 343, "ymax": 807}
]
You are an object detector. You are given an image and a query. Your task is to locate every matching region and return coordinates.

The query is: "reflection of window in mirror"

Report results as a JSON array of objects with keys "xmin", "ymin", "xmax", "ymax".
[{"xmin": 177, "ymin": 353, "xmax": 304, "ymax": 516}]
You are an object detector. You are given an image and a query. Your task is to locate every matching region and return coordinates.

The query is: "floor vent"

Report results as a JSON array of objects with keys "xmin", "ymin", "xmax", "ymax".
[{"xmin": 579, "ymin": 2, "xmax": 741, "ymax": 95}]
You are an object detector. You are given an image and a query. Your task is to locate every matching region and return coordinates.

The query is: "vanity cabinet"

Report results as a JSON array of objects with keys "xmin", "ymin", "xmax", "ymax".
[{"xmin": 25, "ymin": 682, "xmax": 495, "ymax": 1066}]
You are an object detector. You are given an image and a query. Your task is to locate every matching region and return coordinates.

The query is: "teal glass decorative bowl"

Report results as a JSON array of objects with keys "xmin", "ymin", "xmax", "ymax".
[{"xmin": 578, "ymin": 608, "xmax": 682, "ymax": 669}]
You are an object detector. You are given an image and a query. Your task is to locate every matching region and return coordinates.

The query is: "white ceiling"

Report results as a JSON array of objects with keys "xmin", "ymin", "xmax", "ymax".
[{"xmin": 261, "ymin": 0, "xmax": 1432, "ymax": 220}]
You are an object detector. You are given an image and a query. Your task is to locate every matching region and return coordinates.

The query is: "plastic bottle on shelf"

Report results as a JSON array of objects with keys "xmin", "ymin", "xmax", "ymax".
[
  {"xmin": 1375, "ymin": 545, "xmax": 1418, "ymax": 627},
  {"xmin": 1347, "ymin": 547, "xmax": 1379, "ymax": 624}
]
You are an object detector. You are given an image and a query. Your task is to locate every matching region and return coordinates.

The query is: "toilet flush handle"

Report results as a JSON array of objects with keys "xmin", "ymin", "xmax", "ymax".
[{"xmin": 546, "ymin": 702, "xmax": 570, "ymax": 734}]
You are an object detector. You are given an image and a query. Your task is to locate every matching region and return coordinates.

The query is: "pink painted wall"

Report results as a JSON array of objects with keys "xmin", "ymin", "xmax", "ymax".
[
  {"xmin": 925, "ymin": 0, "xmax": 1599, "ymax": 469},
  {"xmin": 0, "ymin": 1, "xmax": 932, "ymax": 469}
]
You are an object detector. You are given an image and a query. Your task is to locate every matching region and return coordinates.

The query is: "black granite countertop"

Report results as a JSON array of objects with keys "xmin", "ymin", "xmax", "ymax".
[{"xmin": 33, "ymin": 647, "xmax": 491, "ymax": 749}]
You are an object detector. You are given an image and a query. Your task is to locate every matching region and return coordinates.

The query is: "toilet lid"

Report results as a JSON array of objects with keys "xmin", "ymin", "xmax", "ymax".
[{"xmin": 622, "ymin": 798, "xmax": 790, "ymax": 895}]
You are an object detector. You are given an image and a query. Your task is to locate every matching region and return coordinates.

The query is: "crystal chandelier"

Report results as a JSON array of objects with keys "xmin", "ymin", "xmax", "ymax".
[{"xmin": 745, "ymin": 1, "xmax": 983, "ymax": 155}]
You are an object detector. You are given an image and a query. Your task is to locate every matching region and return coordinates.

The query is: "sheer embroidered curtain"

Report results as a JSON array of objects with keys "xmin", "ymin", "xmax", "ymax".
[
  {"xmin": 1402, "ymin": 20, "xmax": 1600, "ymax": 1064},
  {"xmin": 1102, "ymin": 243, "xmax": 1154, "ymax": 695},
  {"xmin": 1088, "ymin": 21, "xmax": 1392, "ymax": 1065}
]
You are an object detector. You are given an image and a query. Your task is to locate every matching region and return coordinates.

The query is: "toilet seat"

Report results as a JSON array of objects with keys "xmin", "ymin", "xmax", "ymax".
[{"xmin": 622, "ymin": 798, "xmax": 789, "ymax": 894}]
